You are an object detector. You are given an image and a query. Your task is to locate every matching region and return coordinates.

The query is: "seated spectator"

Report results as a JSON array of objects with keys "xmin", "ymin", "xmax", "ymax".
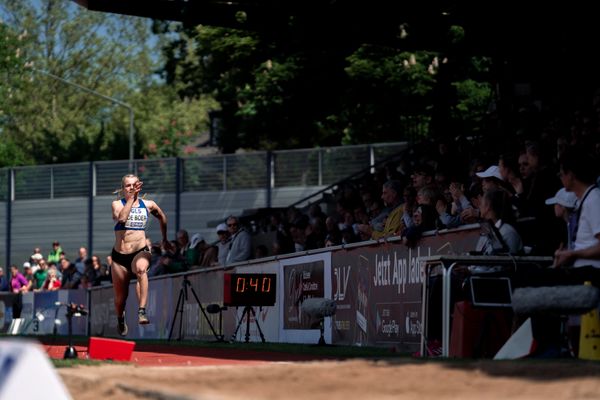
[
  {"xmin": 545, "ymin": 188, "xmax": 578, "ymax": 251},
  {"xmin": 356, "ymin": 180, "xmax": 406, "ymax": 240},
  {"xmin": 89, "ymin": 254, "xmax": 110, "ymax": 285},
  {"xmin": 9, "ymin": 265, "xmax": 28, "ymax": 293},
  {"xmin": 60, "ymin": 258, "xmax": 82, "ymax": 289},
  {"xmin": 437, "ymin": 181, "xmax": 473, "ymax": 228},
  {"xmin": 215, "ymin": 223, "xmax": 231, "ymax": 265},
  {"xmin": 254, "ymin": 245, "xmax": 269, "ymax": 259},
  {"xmin": 225, "ymin": 216, "xmax": 252, "ymax": 264},
  {"xmin": 190, "ymin": 234, "xmax": 218, "ymax": 267},
  {"xmin": 475, "ymin": 189, "xmax": 523, "ymax": 255},
  {"xmin": 42, "ymin": 266, "xmax": 62, "ymax": 291}
]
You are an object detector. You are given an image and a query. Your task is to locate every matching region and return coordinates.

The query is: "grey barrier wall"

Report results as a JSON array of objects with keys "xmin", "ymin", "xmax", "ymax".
[
  {"xmin": 1, "ymin": 142, "xmax": 408, "ymax": 268},
  {"xmin": 1, "ymin": 225, "xmax": 479, "ymax": 350},
  {"xmin": 2, "ymin": 187, "xmax": 328, "ymax": 268}
]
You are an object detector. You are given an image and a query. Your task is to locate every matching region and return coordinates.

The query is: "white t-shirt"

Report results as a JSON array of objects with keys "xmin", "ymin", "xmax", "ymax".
[{"xmin": 573, "ymin": 186, "xmax": 600, "ymax": 268}]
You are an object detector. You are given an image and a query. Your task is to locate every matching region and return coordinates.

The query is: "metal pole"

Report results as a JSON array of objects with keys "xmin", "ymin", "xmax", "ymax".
[
  {"xmin": 5, "ymin": 169, "xmax": 12, "ymax": 270},
  {"xmin": 32, "ymin": 69, "xmax": 135, "ymax": 169}
]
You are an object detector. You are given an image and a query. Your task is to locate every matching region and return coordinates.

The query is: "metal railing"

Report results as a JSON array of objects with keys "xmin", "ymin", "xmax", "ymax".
[{"xmin": 0, "ymin": 142, "xmax": 408, "ymax": 200}]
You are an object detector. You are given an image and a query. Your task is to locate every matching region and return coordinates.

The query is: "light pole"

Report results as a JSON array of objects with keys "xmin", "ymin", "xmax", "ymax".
[{"xmin": 32, "ymin": 68, "xmax": 135, "ymax": 170}]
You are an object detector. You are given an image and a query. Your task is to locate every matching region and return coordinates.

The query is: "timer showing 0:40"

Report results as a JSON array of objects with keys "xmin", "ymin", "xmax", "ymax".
[
  {"xmin": 236, "ymin": 276, "xmax": 272, "ymax": 293},
  {"xmin": 224, "ymin": 273, "xmax": 277, "ymax": 307}
]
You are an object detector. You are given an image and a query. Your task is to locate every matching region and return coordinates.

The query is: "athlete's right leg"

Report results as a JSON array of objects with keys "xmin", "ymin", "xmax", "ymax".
[{"xmin": 111, "ymin": 262, "xmax": 130, "ymax": 336}]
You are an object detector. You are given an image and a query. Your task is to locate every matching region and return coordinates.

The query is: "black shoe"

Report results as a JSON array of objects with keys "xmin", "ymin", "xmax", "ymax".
[
  {"xmin": 117, "ymin": 314, "xmax": 128, "ymax": 336},
  {"xmin": 138, "ymin": 308, "xmax": 149, "ymax": 325}
]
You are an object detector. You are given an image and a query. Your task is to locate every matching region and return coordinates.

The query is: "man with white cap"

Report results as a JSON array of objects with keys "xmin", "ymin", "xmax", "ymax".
[
  {"xmin": 545, "ymin": 188, "xmax": 578, "ymax": 251},
  {"xmin": 215, "ymin": 223, "xmax": 231, "ymax": 266}
]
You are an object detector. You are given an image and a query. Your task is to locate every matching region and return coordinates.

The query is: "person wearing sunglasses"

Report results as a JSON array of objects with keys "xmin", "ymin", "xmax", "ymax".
[{"xmin": 224, "ymin": 216, "xmax": 251, "ymax": 264}]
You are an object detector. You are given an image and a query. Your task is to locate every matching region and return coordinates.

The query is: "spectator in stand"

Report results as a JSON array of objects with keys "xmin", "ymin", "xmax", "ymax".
[
  {"xmin": 32, "ymin": 259, "xmax": 48, "ymax": 291},
  {"xmin": 9, "ymin": 265, "xmax": 28, "ymax": 293},
  {"xmin": 74, "ymin": 246, "xmax": 88, "ymax": 275},
  {"xmin": 225, "ymin": 216, "xmax": 252, "ymax": 264},
  {"xmin": 475, "ymin": 189, "xmax": 523, "ymax": 255},
  {"xmin": 437, "ymin": 182, "xmax": 473, "ymax": 229},
  {"xmin": 47, "ymin": 241, "xmax": 62, "ymax": 264},
  {"xmin": 176, "ymin": 229, "xmax": 198, "ymax": 268},
  {"xmin": 324, "ymin": 216, "xmax": 343, "ymax": 244},
  {"xmin": 190, "ymin": 234, "xmax": 218, "ymax": 267},
  {"xmin": 475, "ymin": 165, "xmax": 508, "ymax": 194},
  {"xmin": 0, "ymin": 267, "xmax": 9, "ymax": 291},
  {"xmin": 30, "ymin": 247, "xmax": 43, "ymax": 273},
  {"xmin": 215, "ymin": 223, "xmax": 231, "ymax": 266},
  {"xmin": 411, "ymin": 164, "xmax": 435, "ymax": 192},
  {"xmin": 47, "ymin": 261, "xmax": 61, "ymax": 280},
  {"xmin": 554, "ymin": 149, "xmax": 600, "ymax": 268},
  {"xmin": 22, "ymin": 263, "xmax": 34, "ymax": 291},
  {"xmin": 357, "ymin": 180, "xmax": 405, "ymax": 240},
  {"xmin": 545, "ymin": 188, "xmax": 578, "ymax": 251},
  {"xmin": 254, "ymin": 245, "xmax": 269, "ymax": 259},
  {"xmin": 42, "ymin": 266, "xmax": 61, "ymax": 291},
  {"xmin": 79, "ymin": 275, "xmax": 92, "ymax": 289},
  {"xmin": 60, "ymin": 258, "xmax": 82, "ymax": 289},
  {"xmin": 499, "ymin": 153, "xmax": 525, "ymax": 199},
  {"xmin": 305, "ymin": 217, "xmax": 326, "ymax": 250},
  {"xmin": 88, "ymin": 254, "xmax": 110, "ymax": 285}
]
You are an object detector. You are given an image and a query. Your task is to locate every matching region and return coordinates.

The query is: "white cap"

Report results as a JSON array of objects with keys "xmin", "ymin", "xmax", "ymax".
[
  {"xmin": 190, "ymin": 233, "xmax": 205, "ymax": 248},
  {"xmin": 476, "ymin": 165, "xmax": 503, "ymax": 180},
  {"xmin": 216, "ymin": 223, "xmax": 228, "ymax": 233},
  {"xmin": 23, "ymin": 262, "xmax": 31, "ymax": 269},
  {"xmin": 545, "ymin": 188, "xmax": 578, "ymax": 208}
]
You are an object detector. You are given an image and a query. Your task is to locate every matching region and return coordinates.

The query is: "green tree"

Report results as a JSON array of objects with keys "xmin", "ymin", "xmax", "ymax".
[
  {"xmin": 158, "ymin": 21, "xmax": 493, "ymax": 151},
  {"xmin": 0, "ymin": 0, "xmax": 215, "ymax": 165}
]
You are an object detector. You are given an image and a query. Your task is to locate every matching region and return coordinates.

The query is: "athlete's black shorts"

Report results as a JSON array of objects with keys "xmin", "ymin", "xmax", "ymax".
[{"xmin": 111, "ymin": 246, "xmax": 150, "ymax": 273}]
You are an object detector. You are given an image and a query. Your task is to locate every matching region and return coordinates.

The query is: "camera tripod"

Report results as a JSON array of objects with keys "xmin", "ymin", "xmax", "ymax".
[
  {"xmin": 168, "ymin": 275, "xmax": 221, "ymax": 341},
  {"xmin": 231, "ymin": 305, "xmax": 266, "ymax": 343}
]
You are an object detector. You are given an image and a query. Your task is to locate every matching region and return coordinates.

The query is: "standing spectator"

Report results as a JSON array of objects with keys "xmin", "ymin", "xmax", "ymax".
[
  {"xmin": 74, "ymin": 246, "xmax": 88, "ymax": 275},
  {"xmin": 9, "ymin": 265, "xmax": 28, "ymax": 293},
  {"xmin": 42, "ymin": 266, "xmax": 62, "ymax": 291},
  {"xmin": 554, "ymin": 149, "xmax": 600, "ymax": 268},
  {"xmin": 30, "ymin": 247, "xmax": 44, "ymax": 271},
  {"xmin": 0, "ymin": 267, "xmax": 9, "ymax": 291},
  {"xmin": 47, "ymin": 241, "xmax": 63, "ymax": 264},
  {"xmin": 225, "ymin": 216, "xmax": 252, "ymax": 264},
  {"xmin": 22, "ymin": 262, "xmax": 34, "ymax": 291},
  {"xmin": 60, "ymin": 258, "xmax": 82, "ymax": 289},
  {"xmin": 32, "ymin": 259, "xmax": 48, "ymax": 291},
  {"xmin": 215, "ymin": 223, "xmax": 231, "ymax": 265}
]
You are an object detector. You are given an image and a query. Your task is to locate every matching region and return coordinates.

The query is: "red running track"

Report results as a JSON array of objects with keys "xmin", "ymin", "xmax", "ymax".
[{"xmin": 43, "ymin": 341, "xmax": 330, "ymax": 367}]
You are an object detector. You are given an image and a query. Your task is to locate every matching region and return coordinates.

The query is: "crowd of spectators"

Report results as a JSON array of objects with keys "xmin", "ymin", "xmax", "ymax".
[{"xmin": 2, "ymin": 93, "xmax": 600, "ymax": 287}]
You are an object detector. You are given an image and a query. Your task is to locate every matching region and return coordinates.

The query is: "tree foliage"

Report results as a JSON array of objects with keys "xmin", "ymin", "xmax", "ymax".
[
  {"xmin": 158, "ymin": 20, "xmax": 493, "ymax": 153},
  {"xmin": 0, "ymin": 1, "xmax": 214, "ymax": 166}
]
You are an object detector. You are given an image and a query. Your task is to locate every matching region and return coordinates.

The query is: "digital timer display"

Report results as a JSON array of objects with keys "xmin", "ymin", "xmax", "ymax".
[{"xmin": 223, "ymin": 273, "xmax": 277, "ymax": 307}]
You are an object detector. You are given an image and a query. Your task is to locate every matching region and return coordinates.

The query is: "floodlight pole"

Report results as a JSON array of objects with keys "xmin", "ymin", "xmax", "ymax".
[{"xmin": 32, "ymin": 68, "xmax": 135, "ymax": 171}]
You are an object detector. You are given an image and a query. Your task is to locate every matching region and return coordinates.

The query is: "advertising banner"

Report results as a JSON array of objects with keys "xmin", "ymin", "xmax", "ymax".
[
  {"xmin": 331, "ymin": 228, "xmax": 480, "ymax": 350},
  {"xmin": 280, "ymin": 253, "xmax": 332, "ymax": 344}
]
